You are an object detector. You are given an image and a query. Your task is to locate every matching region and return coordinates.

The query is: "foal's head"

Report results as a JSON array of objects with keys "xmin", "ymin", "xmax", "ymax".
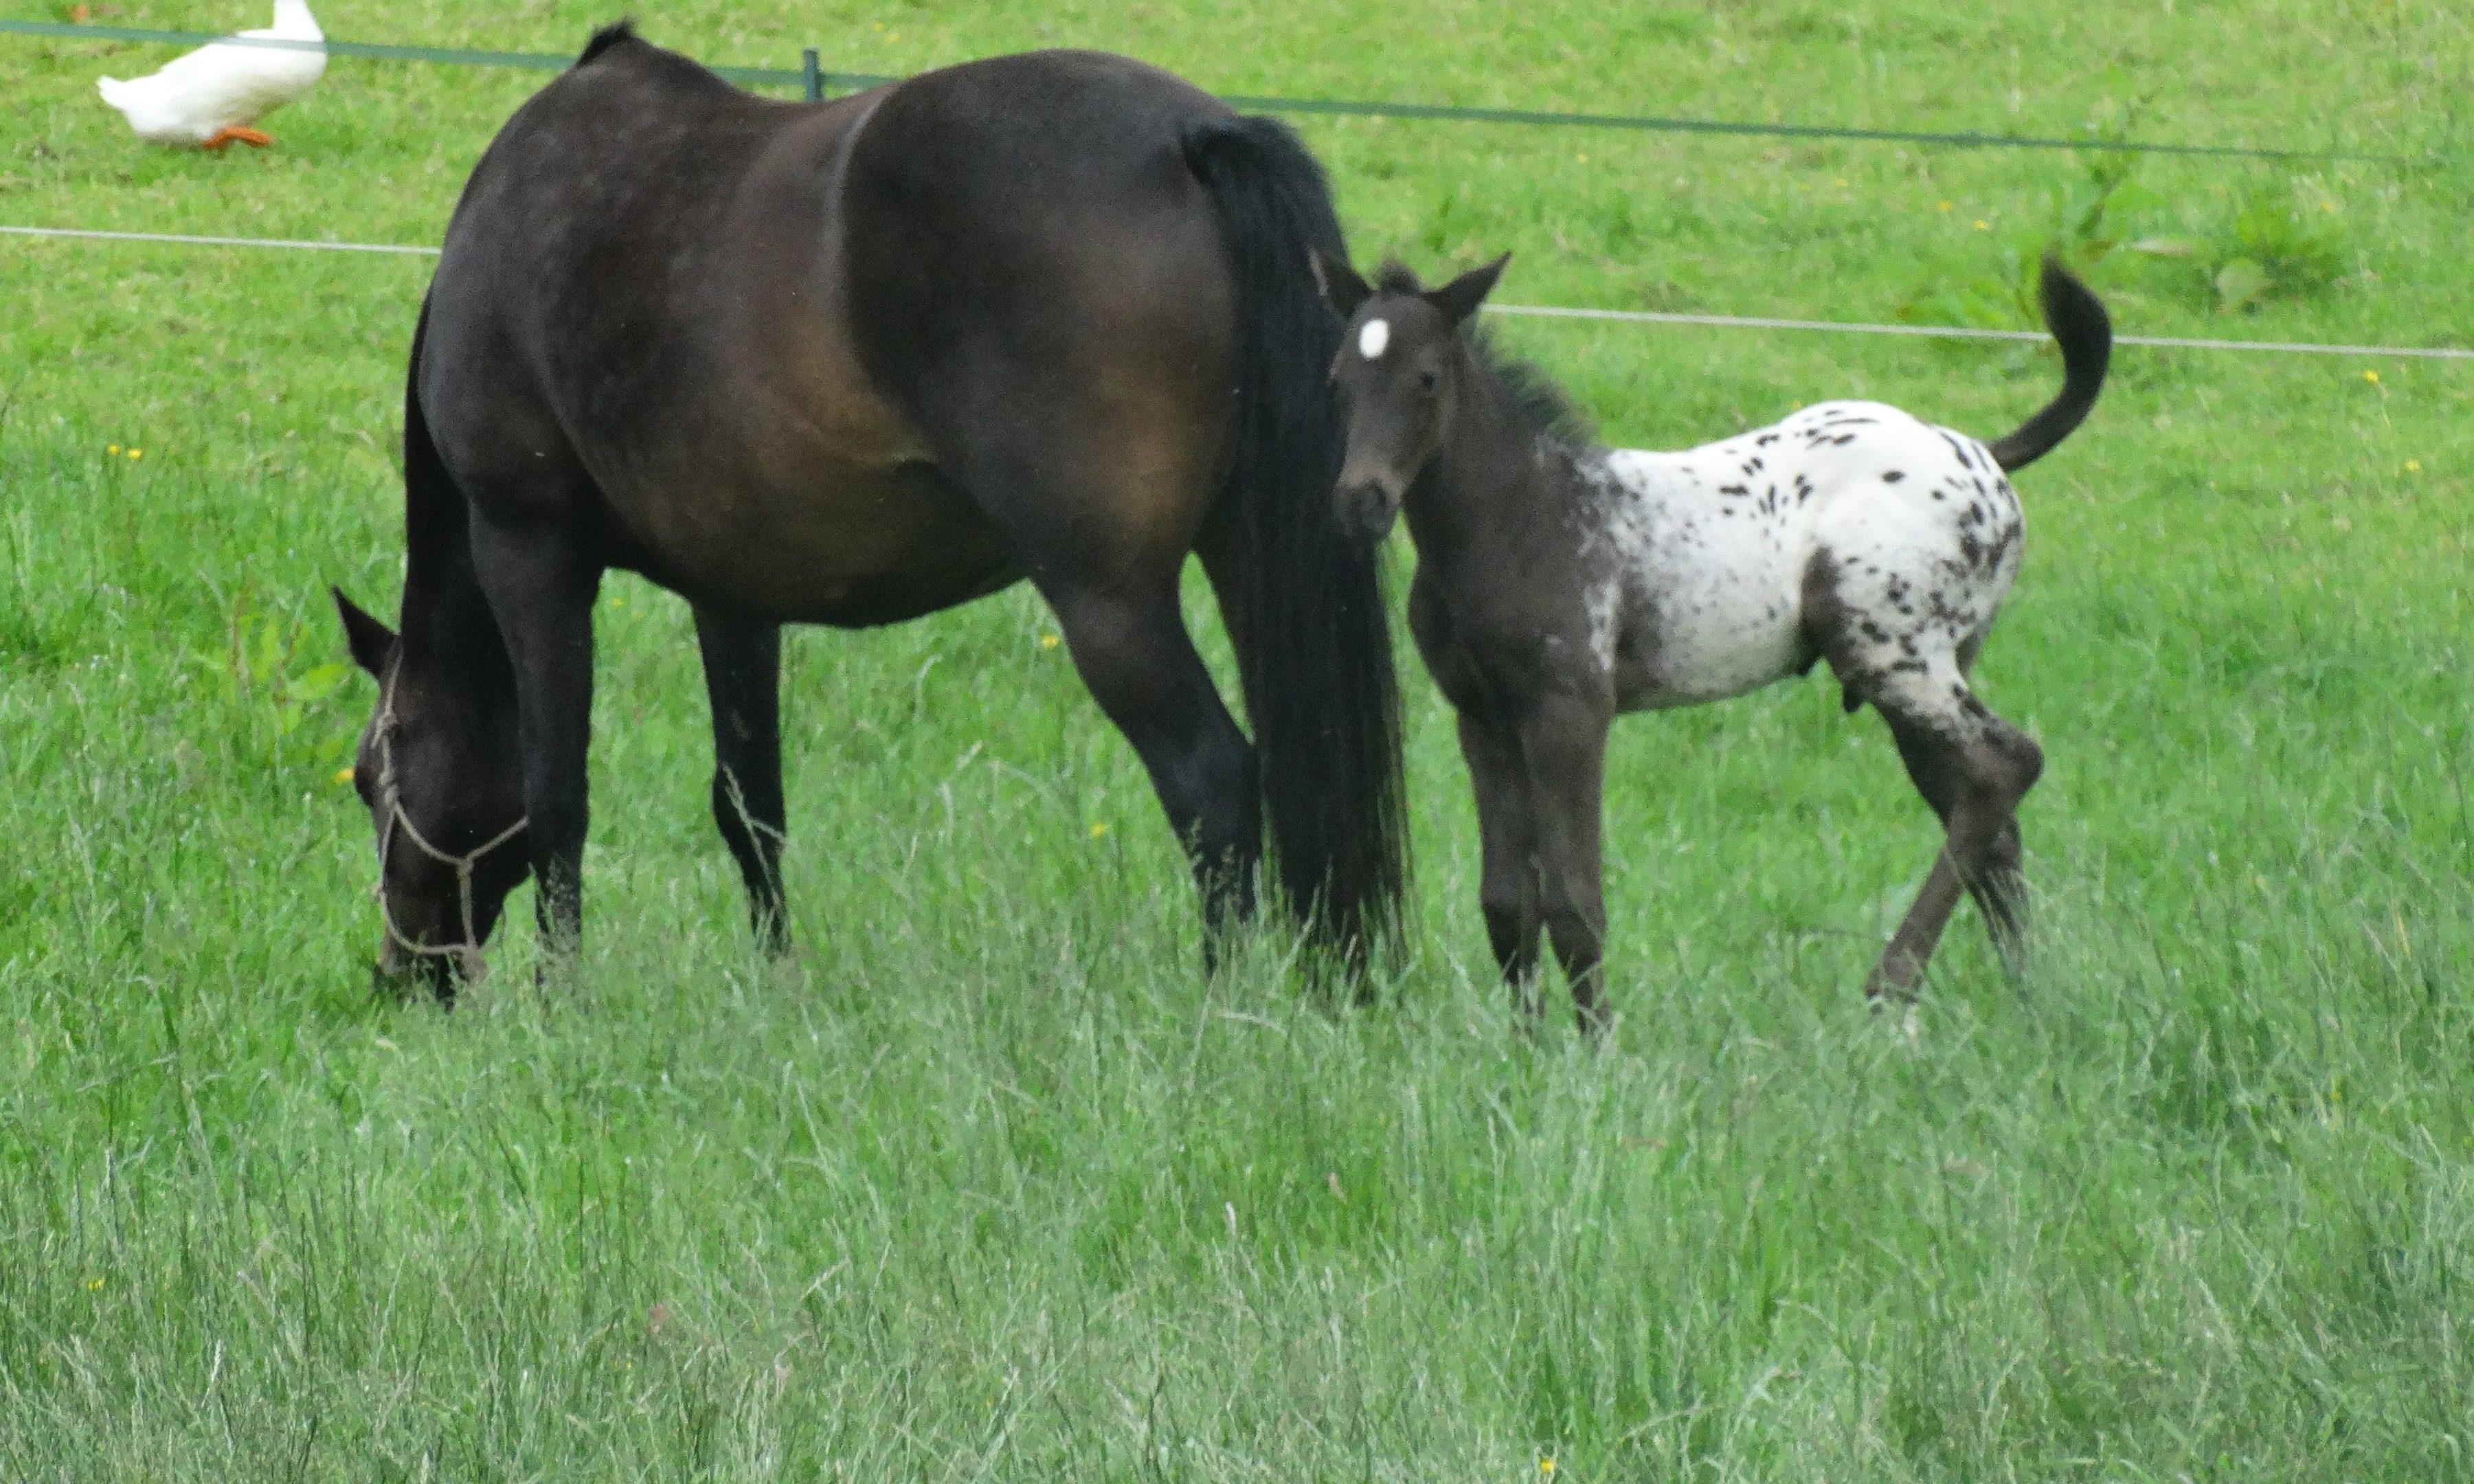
[
  {"xmin": 331, "ymin": 588, "xmax": 530, "ymax": 1000},
  {"xmin": 1312, "ymin": 250, "xmax": 1509, "ymax": 541}
]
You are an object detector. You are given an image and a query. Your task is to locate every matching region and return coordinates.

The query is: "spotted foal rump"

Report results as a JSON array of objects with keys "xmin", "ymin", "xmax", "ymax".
[{"xmin": 1315, "ymin": 250, "xmax": 2111, "ymax": 1024}]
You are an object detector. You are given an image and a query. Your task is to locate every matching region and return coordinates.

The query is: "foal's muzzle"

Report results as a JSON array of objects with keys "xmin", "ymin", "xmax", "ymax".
[{"xmin": 1336, "ymin": 477, "xmax": 1402, "ymax": 543}]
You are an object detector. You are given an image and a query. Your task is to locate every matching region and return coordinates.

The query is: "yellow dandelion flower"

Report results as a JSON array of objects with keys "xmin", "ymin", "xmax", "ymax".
[
  {"xmin": 334, "ymin": 766, "xmax": 356, "ymax": 784},
  {"xmin": 127, "ymin": 448, "xmax": 144, "ymax": 460},
  {"xmin": 1039, "ymin": 633, "xmax": 1061, "ymax": 651},
  {"xmin": 2404, "ymin": 459, "xmax": 2422, "ymax": 473},
  {"xmin": 1832, "ymin": 177, "xmax": 1846, "ymax": 188},
  {"xmin": 1937, "ymin": 200, "xmax": 1953, "ymax": 212},
  {"xmin": 86, "ymin": 1277, "xmax": 104, "ymax": 1292},
  {"xmin": 1540, "ymin": 1459, "xmax": 1557, "ymax": 1477},
  {"xmin": 106, "ymin": 443, "xmax": 121, "ymax": 454},
  {"xmin": 1972, "ymin": 219, "xmax": 1989, "ymax": 231},
  {"xmin": 2363, "ymin": 370, "xmax": 2380, "ymax": 383},
  {"xmin": 1089, "ymin": 822, "xmax": 1109, "ymax": 838}
]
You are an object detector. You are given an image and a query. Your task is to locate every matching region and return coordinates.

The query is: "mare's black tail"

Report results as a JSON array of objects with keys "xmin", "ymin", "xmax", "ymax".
[
  {"xmin": 1986, "ymin": 255, "xmax": 2113, "ymax": 473},
  {"xmin": 1181, "ymin": 115, "xmax": 1408, "ymax": 965}
]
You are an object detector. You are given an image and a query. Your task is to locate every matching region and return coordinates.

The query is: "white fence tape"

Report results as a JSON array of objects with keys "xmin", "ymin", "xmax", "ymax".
[{"xmin": 9, "ymin": 223, "xmax": 2471, "ymax": 361}]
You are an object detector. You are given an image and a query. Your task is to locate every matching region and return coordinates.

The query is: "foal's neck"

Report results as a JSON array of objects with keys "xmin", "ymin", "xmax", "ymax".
[{"xmin": 1402, "ymin": 345, "xmax": 1577, "ymax": 571}]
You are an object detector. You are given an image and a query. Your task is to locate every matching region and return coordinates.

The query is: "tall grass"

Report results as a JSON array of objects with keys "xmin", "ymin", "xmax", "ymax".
[{"xmin": 4, "ymin": 0, "xmax": 2472, "ymax": 1476}]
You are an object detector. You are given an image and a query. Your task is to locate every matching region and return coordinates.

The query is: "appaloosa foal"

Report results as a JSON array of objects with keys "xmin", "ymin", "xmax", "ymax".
[{"xmin": 1314, "ymin": 251, "xmax": 2110, "ymax": 1028}]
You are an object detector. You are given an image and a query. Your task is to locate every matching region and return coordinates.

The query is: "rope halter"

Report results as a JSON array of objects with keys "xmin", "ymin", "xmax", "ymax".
[{"xmin": 369, "ymin": 660, "xmax": 528, "ymax": 982}]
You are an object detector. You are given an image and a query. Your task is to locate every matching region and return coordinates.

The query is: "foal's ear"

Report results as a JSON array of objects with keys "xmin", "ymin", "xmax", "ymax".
[
  {"xmin": 1426, "ymin": 252, "xmax": 1511, "ymax": 326},
  {"xmin": 331, "ymin": 585, "xmax": 396, "ymax": 677},
  {"xmin": 1310, "ymin": 247, "xmax": 1375, "ymax": 319}
]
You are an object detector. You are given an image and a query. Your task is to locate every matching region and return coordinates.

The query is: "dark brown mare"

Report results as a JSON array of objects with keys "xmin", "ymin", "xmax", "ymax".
[
  {"xmin": 330, "ymin": 25, "xmax": 1406, "ymax": 998},
  {"xmin": 1312, "ymin": 251, "xmax": 2108, "ymax": 1029}
]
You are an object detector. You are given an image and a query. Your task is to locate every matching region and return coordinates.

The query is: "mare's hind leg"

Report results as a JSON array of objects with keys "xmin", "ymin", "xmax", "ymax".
[
  {"xmin": 1042, "ymin": 581, "xmax": 1261, "ymax": 958},
  {"xmin": 693, "ymin": 606, "xmax": 789, "ymax": 952},
  {"xmin": 1860, "ymin": 671, "xmax": 2043, "ymax": 1001}
]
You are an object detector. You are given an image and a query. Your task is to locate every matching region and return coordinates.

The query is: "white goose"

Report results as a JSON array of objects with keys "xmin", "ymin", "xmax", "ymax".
[{"xmin": 96, "ymin": 0, "xmax": 326, "ymax": 150}]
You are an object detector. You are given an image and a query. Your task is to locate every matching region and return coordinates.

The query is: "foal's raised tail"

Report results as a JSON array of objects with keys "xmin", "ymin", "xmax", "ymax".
[
  {"xmin": 1181, "ymin": 115, "xmax": 1408, "ymax": 963},
  {"xmin": 1985, "ymin": 256, "xmax": 2113, "ymax": 473}
]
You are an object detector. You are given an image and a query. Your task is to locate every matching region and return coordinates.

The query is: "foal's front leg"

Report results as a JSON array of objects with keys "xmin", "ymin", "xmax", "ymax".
[
  {"xmin": 1515, "ymin": 695, "xmax": 1613, "ymax": 1033},
  {"xmin": 471, "ymin": 522, "xmax": 602, "ymax": 964},
  {"xmin": 693, "ymin": 607, "xmax": 789, "ymax": 952},
  {"xmin": 1457, "ymin": 712, "xmax": 1544, "ymax": 1000}
]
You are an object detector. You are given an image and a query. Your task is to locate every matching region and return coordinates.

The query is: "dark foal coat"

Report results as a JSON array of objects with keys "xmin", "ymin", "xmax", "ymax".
[
  {"xmin": 1316, "ymin": 253, "xmax": 2110, "ymax": 1028},
  {"xmin": 334, "ymin": 27, "xmax": 1405, "ymax": 997}
]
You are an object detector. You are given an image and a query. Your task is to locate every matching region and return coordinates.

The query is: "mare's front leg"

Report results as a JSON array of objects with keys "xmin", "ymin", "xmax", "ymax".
[
  {"xmin": 471, "ymin": 520, "xmax": 602, "ymax": 965},
  {"xmin": 1515, "ymin": 695, "xmax": 1614, "ymax": 1034},
  {"xmin": 693, "ymin": 607, "xmax": 789, "ymax": 952}
]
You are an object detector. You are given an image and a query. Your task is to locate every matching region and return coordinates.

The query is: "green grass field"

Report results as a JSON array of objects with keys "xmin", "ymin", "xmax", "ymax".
[{"xmin": 5, "ymin": 0, "xmax": 2473, "ymax": 1476}]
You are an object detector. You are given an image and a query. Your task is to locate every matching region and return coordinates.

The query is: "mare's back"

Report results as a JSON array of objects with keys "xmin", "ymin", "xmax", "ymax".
[{"xmin": 436, "ymin": 43, "xmax": 782, "ymax": 306}]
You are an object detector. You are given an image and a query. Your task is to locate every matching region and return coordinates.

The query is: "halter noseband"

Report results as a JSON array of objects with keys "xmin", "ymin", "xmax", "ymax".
[{"xmin": 370, "ymin": 659, "xmax": 528, "ymax": 982}]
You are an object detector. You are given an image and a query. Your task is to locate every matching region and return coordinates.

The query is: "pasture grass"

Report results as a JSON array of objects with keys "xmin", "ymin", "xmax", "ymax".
[{"xmin": 4, "ymin": 0, "xmax": 2473, "ymax": 1476}]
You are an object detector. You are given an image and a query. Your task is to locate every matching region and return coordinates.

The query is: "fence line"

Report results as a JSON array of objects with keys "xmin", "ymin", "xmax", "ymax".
[
  {"xmin": 2, "ymin": 16, "xmax": 2418, "ymax": 165},
  {"xmin": 10, "ymin": 223, "xmax": 2469, "ymax": 362},
  {"xmin": 0, "ymin": 223, "xmax": 441, "ymax": 255},
  {"xmin": 1487, "ymin": 304, "xmax": 2474, "ymax": 359}
]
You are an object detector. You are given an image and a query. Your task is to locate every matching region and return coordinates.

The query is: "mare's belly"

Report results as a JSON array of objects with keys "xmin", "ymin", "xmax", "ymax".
[{"xmin": 609, "ymin": 456, "xmax": 1019, "ymax": 627}]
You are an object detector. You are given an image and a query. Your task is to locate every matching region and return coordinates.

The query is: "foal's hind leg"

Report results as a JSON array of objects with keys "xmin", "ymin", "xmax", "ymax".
[
  {"xmin": 693, "ymin": 607, "xmax": 789, "ymax": 953},
  {"xmin": 1862, "ymin": 675, "xmax": 2044, "ymax": 1000}
]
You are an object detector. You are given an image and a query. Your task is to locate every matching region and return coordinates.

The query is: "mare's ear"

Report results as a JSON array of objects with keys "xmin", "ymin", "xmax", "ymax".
[
  {"xmin": 1310, "ymin": 247, "xmax": 1375, "ymax": 319},
  {"xmin": 1426, "ymin": 252, "xmax": 1511, "ymax": 326},
  {"xmin": 331, "ymin": 585, "xmax": 396, "ymax": 677}
]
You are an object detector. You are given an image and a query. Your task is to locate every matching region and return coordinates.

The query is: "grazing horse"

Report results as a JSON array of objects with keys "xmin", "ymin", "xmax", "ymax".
[
  {"xmin": 330, "ymin": 25, "xmax": 1407, "ymax": 999},
  {"xmin": 1312, "ymin": 251, "xmax": 2109, "ymax": 1028}
]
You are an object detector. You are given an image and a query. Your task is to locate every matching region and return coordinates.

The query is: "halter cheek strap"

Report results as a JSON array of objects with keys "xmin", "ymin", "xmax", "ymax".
[{"xmin": 370, "ymin": 661, "xmax": 528, "ymax": 982}]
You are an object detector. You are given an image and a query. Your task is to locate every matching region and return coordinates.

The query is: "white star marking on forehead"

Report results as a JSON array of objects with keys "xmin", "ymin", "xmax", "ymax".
[{"xmin": 1358, "ymin": 319, "xmax": 1391, "ymax": 360}]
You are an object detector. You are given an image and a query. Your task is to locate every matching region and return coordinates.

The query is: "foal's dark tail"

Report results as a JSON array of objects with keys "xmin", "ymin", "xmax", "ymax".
[
  {"xmin": 1986, "ymin": 256, "xmax": 2113, "ymax": 473},
  {"xmin": 1182, "ymin": 115, "xmax": 1408, "ymax": 965}
]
